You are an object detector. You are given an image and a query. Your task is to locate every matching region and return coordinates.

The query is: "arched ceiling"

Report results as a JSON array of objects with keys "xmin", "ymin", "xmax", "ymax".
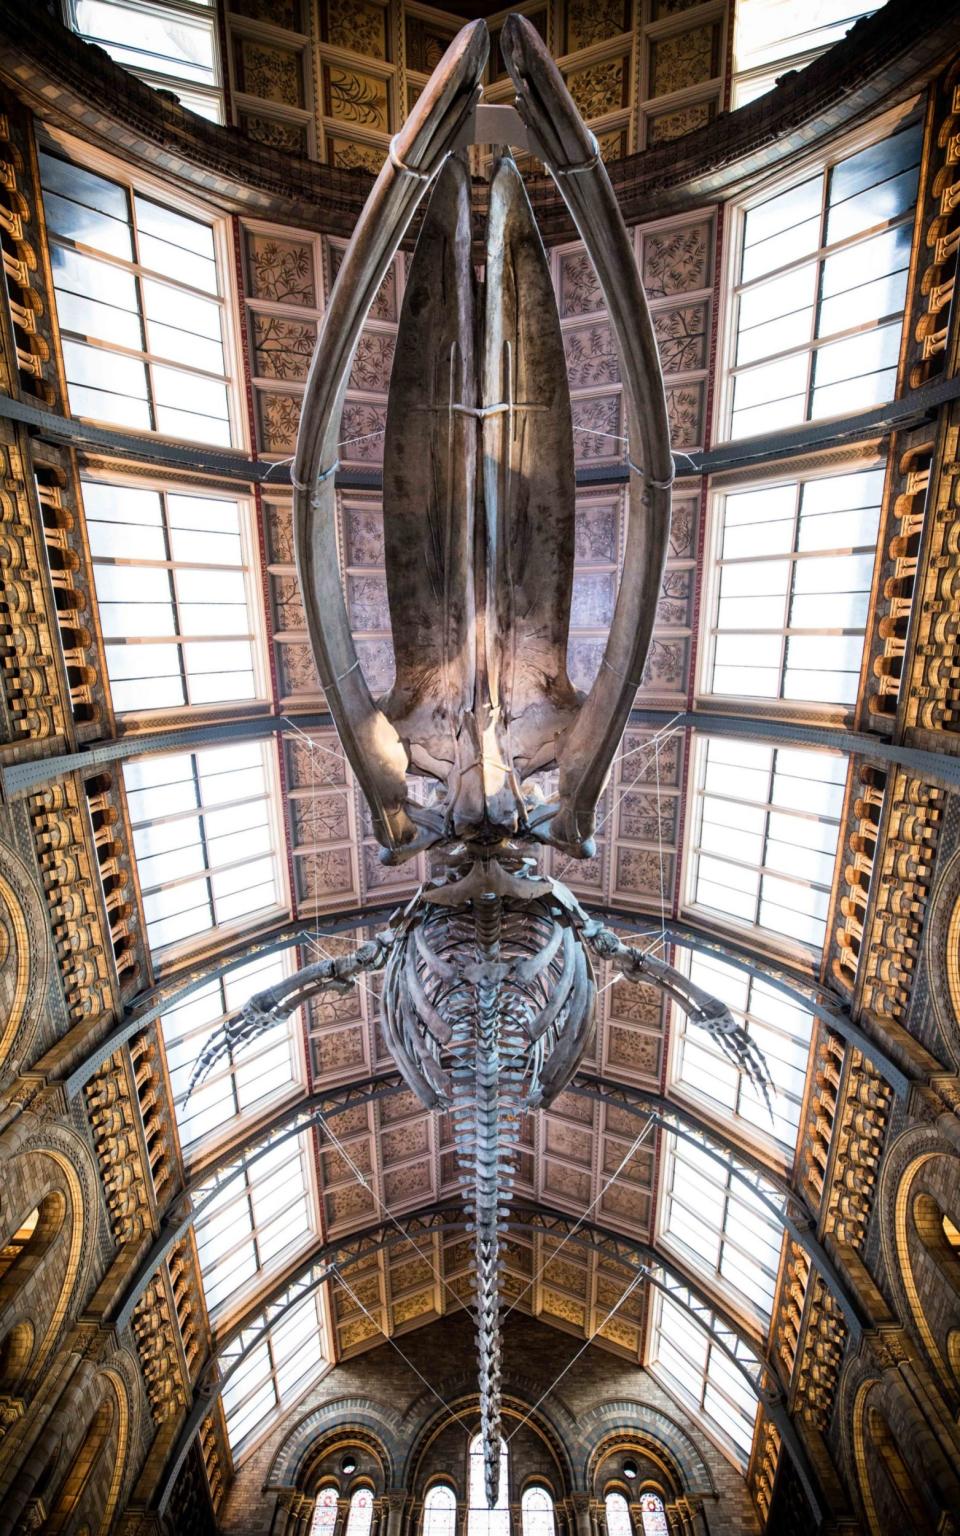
[{"xmin": 2, "ymin": 0, "xmax": 953, "ymax": 1496}]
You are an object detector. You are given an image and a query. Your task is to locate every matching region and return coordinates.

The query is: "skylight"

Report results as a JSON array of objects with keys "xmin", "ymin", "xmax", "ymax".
[
  {"xmin": 659, "ymin": 1135, "xmax": 786, "ymax": 1324},
  {"xmin": 671, "ymin": 949, "xmax": 814, "ymax": 1151},
  {"xmin": 193, "ymin": 1133, "xmax": 319, "ymax": 1320},
  {"xmin": 65, "ymin": 0, "xmax": 224, "ymax": 121},
  {"xmin": 732, "ymin": 1, "xmax": 878, "ymax": 108},
  {"xmin": 220, "ymin": 1290, "xmax": 327, "ymax": 1455},
  {"xmin": 123, "ymin": 743, "xmax": 284, "ymax": 955},
  {"xmin": 726, "ymin": 121, "xmax": 921, "ymax": 438},
  {"xmin": 648, "ymin": 1292, "xmax": 758, "ymax": 1461},
  {"xmin": 40, "ymin": 148, "xmax": 233, "ymax": 443},
  {"xmin": 161, "ymin": 951, "xmax": 305, "ymax": 1155},
  {"xmin": 704, "ymin": 467, "xmax": 884, "ymax": 707},
  {"xmin": 84, "ymin": 477, "xmax": 261, "ymax": 715},
  {"xmin": 686, "ymin": 736, "xmax": 846, "ymax": 952}
]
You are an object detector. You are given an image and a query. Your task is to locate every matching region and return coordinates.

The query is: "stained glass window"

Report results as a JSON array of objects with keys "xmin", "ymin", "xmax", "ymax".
[
  {"xmin": 521, "ymin": 1487, "xmax": 555, "ymax": 1536},
  {"xmin": 423, "ymin": 1485, "xmax": 457, "ymax": 1536},
  {"xmin": 604, "ymin": 1492, "xmax": 632, "ymax": 1536},
  {"xmin": 346, "ymin": 1489, "xmax": 374, "ymax": 1536},
  {"xmin": 638, "ymin": 1494, "xmax": 668, "ymax": 1536},
  {"xmin": 468, "ymin": 1435, "xmax": 510, "ymax": 1536},
  {"xmin": 312, "ymin": 1488, "xmax": 339, "ymax": 1536}
]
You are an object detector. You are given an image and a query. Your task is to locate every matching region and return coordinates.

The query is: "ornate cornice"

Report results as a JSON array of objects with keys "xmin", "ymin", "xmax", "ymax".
[{"xmin": 0, "ymin": 0, "xmax": 957, "ymax": 240}]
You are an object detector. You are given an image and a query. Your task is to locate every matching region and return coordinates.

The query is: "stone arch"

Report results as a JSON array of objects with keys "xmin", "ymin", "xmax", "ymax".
[
  {"xmin": 38, "ymin": 1373, "xmax": 121, "ymax": 1536},
  {"xmin": 0, "ymin": 849, "xmax": 51, "ymax": 1078},
  {"xmin": 268, "ymin": 1400, "xmax": 400, "ymax": 1490},
  {"xmin": 579, "ymin": 1402, "xmax": 714, "ymax": 1498},
  {"xmin": 402, "ymin": 1387, "xmax": 575, "ymax": 1501},
  {"xmin": 1, "ymin": 1140, "xmax": 92, "ymax": 1382},
  {"xmin": 880, "ymin": 1128, "xmax": 960, "ymax": 1396},
  {"xmin": 399, "ymin": 1364, "xmax": 577, "ymax": 1496},
  {"xmin": 299, "ymin": 1427, "xmax": 390, "ymax": 1500},
  {"xmin": 0, "ymin": 1189, "xmax": 66, "ymax": 1310},
  {"xmin": 851, "ymin": 1378, "xmax": 941, "ymax": 1536},
  {"xmin": 0, "ymin": 1318, "xmax": 35, "ymax": 1399},
  {"xmin": 923, "ymin": 843, "xmax": 960, "ymax": 1066}
]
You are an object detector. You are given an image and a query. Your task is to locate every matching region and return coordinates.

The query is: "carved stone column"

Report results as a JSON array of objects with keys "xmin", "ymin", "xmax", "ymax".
[
  {"xmin": 570, "ymin": 1492, "xmax": 592, "ymax": 1536},
  {"xmin": 386, "ymin": 1491, "xmax": 408, "ymax": 1536}
]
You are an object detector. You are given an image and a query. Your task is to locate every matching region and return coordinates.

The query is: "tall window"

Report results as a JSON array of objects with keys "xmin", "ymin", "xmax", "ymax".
[
  {"xmin": 671, "ymin": 949, "xmax": 814, "ymax": 1151},
  {"xmin": 731, "ymin": 2, "xmax": 876, "ymax": 107},
  {"xmin": 468, "ymin": 1434, "xmax": 509, "ymax": 1536},
  {"xmin": 84, "ymin": 478, "xmax": 262, "ymax": 715},
  {"xmin": 220, "ymin": 1290, "xmax": 326, "ymax": 1455},
  {"xmin": 40, "ymin": 149, "xmax": 234, "ymax": 444},
  {"xmin": 704, "ymin": 467, "xmax": 883, "ymax": 707},
  {"xmin": 648, "ymin": 1293, "xmax": 758, "ymax": 1460},
  {"xmin": 604, "ymin": 1492, "xmax": 632, "ymax": 1536},
  {"xmin": 660, "ymin": 1136, "xmax": 785, "ymax": 1323},
  {"xmin": 521, "ymin": 1488, "xmax": 555, "ymax": 1536},
  {"xmin": 423, "ymin": 1486, "xmax": 457, "ymax": 1536},
  {"xmin": 346, "ymin": 1490, "xmax": 374, "ymax": 1536},
  {"xmin": 638, "ymin": 1493, "xmax": 668, "ymax": 1535},
  {"xmin": 161, "ymin": 952, "xmax": 304, "ymax": 1155},
  {"xmin": 686, "ymin": 736, "xmax": 846, "ymax": 951},
  {"xmin": 726, "ymin": 122, "xmax": 921, "ymax": 438},
  {"xmin": 63, "ymin": 0, "xmax": 224, "ymax": 121},
  {"xmin": 123, "ymin": 743, "xmax": 284, "ymax": 954},
  {"xmin": 194, "ymin": 1134, "xmax": 318, "ymax": 1317},
  {"xmin": 312, "ymin": 1488, "xmax": 339, "ymax": 1536}
]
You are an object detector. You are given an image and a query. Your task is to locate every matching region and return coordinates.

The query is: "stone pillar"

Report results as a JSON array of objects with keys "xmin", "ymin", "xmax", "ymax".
[
  {"xmin": 0, "ymin": 1339, "xmax": 102, "ymax": 1524},
  {"xmin": 386, "ymin": 1490, "xmax": 408, "ymax": 1536},
  {"xmin": 570, "ymin": 1492, "xmax": 593, "ymax": 1536}
]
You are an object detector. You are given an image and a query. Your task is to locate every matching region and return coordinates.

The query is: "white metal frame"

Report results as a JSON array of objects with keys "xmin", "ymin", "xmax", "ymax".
[
  {"xmin": 712, "ymin": 97, "xmax": 921, "ymax": 446},
  {"xmin": 39, "ymin": 126, "xmax": 250, "ymax": 454}
]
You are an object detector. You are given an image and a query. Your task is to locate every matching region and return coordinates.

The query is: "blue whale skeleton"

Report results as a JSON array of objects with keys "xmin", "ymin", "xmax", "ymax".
[{"xmin": 186, "ymin": 16, "xmax": 773, "ymax": 1507}]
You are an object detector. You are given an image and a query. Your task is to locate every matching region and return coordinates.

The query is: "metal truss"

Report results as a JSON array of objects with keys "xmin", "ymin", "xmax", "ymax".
[{"xmin": 154, "ymin": 1201, "xmax": 824, "ymax": 1523}]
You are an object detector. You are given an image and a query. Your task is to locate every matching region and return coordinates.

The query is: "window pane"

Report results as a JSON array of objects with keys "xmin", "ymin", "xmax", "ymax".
[
  {"xmin": 123, "ymin": 743, "xmax": 281, "ymax": 954},
  {"xmin": 688, "ymin": 736, "xmax": 844, "ymax": 951},
  {"xmin": 728, "ymin": 122, "xmax": 920, "ymax": 437},
  {"xmin": 41, "ymin": 150, "xmax": 232, "ymax": 444}
]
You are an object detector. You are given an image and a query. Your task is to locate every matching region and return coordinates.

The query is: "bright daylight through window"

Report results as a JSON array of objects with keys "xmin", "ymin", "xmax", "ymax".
[
  {"xmin": 83, "ymin": 478, "xmax": 261, "ymax": 714},
  {"xmin": 687, "ymin": 737, "xmax": 846, "ymax": 951},
  {"xmin": 40, "ymin": 149, "xmax": 234, "ymax": 443},
  {"xmin": 123, "ymin": 744, "xmax": 283, "ymax": 954},
  {"xmin": 64, "ymin": 0, "xmax": 224, "ymax": 120},
  {"xmin": 727, "ymin": 122, "xmax": 921, "ymax": 438}
]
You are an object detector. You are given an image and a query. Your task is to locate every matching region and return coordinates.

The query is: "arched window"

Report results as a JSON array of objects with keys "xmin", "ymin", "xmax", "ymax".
[
  {"xmin": 423, "ymin": 1484, "xmax": 457, "ymax": 1536},
  {"xmin": 346, "ymin": 1488, "xmax": 374, "ymax": 1536},
  {"xmin": 521, "ymin": 1486, "xmax": 555, "ymax": 1536},
  {"xmin": 468, "ymin": 1434, "xmax": 509, "ymax": 1536},
  {"xmin": 604, "ymin": 1492, "xmax": 633, "ymax": 1536},
  {"xmin": 311, "ymin": 1487, "xmax": 339, "ymax": 1536},
  {"xmin": 638, "ymin": 1494, "xmax": 668, "ymax": 1536}
]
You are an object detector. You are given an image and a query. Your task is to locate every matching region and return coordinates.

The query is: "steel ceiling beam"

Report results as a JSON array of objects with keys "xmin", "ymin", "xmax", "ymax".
[{"xmin": 152, "ymin": 1201, "xmax": 825, "ymax": 1522}]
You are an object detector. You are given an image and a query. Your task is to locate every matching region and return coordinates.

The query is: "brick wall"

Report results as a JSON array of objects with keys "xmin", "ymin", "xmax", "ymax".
[{"xmin": 222, "ymin": 1312, "xmax": 758, "ymax": 1536}]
